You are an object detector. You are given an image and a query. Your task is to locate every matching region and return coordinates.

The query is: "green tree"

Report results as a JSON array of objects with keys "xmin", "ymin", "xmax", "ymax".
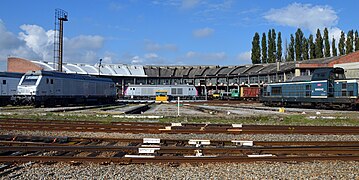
[
  {"xmin": 288, "ymin": 34, "xmax": 295, "ymax": 61},
  {"xmin": 295, "ymin": 28, "xmax": 304, "ymax": 61},
  {"xmin": 277, "ymin": 32, "xmax": 282, "ymax": 62},
  {"xmin": 338, "ymin": 31, "xmax": 346, "ymax": 55},
  {"xmin": 355, "ymin": 30, "xmax": 359, "ymax": 51},
  {"xmin": 271, "ymin": 29, "xmax": 276, "ymax": 63},
  {"xmin": 309, "ymin": 34, "xmax": 316, "ymax": 59},
  {"xmin": 315, "ymin": 29, "xmax": 323, "ymax": 58},
  {"xmin": 332, "ymin": 37, "xmax": 337, "ymax": 56},
  {"xmin": 261, "ymin": 33, "xmax": 267, "ymax": 64},
  {"xmin": 267, "ymin": 29, "xmax": 273, "ymax": 63},
  {"xmin": 323, "ymin": 28, "xmax": 330, "ymax": 57},
  {"xmin": 302, "ymin": 37, "xmax": 309, "ymax": 60},
  {"xmin": 346, "ymin": 30, "xmax": 354, "ymax": 54},
  {"xmin": 251, "ymin": 32, "xmax": 261, "ymax": 64}
]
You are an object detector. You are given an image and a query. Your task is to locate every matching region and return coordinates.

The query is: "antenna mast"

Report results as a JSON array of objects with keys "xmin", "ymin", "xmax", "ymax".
[{"xmin": 53, "ymin": 9, "xmax": 68, "ymax": 72}]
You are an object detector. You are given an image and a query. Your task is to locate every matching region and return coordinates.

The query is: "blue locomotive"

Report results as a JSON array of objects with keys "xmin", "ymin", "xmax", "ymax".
[{"xmin": 260, "ymin": 68, "xmax": 359, "ymax": 109}]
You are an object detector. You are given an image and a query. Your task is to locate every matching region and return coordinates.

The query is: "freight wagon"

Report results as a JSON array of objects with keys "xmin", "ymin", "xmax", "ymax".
[{"xmin": 218, "ymin": 87, "xmax": 260, "ymax": 100}]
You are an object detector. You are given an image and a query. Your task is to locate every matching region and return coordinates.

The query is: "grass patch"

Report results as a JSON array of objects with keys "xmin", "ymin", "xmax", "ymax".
[{"xmin": 1, "ymin": 112, "xmax": 359, "ymax": 126}]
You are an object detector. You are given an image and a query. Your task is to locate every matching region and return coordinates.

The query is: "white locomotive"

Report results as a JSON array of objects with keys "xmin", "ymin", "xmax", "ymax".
[
  {"xmin": 124, "ymin": 84, "xmax": 198, "ymax": 100},
  {"xmin": 15, "ymin": 71, "xmax": 116, "ymax": 107},
  {"xmin": 0, "ymin": 72, "xmax": 23, "ymax": 106}
]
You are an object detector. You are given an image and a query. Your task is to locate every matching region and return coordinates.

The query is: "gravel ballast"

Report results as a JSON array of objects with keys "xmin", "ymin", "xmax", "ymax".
[
  {"xmin": 5, "ymin": 161, "xmax": 359, "ymax": 179},
  {"xmin": 1, "ymin": 129, "xmax": 359, "ymax": 179}
]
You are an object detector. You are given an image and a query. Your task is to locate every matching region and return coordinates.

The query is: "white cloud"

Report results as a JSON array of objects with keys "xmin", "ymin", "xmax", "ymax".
[
  {"xmin": 66, "ymin": 35, "xmax": 104, "ymax": 50},
  {"xmin": 329, "ymin": 27, "xmax": 342, "ymax": 42},
  {"xmin": 109, "ymin": 2, "xmax": 123, "ymax": 11},
  {"xmin": 18, "ymin": 24, "xmax": 55, "ymax": 61},
  {"xmin": 185, "ymin": 51, "xmax": 227, "ymax": 62},
  {"xmin": 0, "ymin": 20, "xmax": 107, "ymax": 68},
  {"xmin": 62, "ymin": 35, "xmax": 104, "ymax": 63},
  {"xmin": 264, "ymin": 3, "xmax": 338, "ymax": 32},
  {"xmin": 0, "ymin": 20, "xmax": 41, "ymax": 71},
  {"xmin": 186, "ymin": 51, "xmax": 196, "ymax": 58},
  {"xmin": 101, "ymin": 51, "xmax": 118, "ymax": 64},
  {"xmin": 131, "ymin": 56, "xmax": 143, "ymax": 64},
  {"xmin": 144, "ymin": 53, "xmax": 159, "ymax": 59},
  {"xmin": 144, "ymin": 40, "xmax": 178, "ymax": 52},
  {"xmin": 236, "ymin": 51, "xmax": 251, "ymax": 64},
  {"xmin": 0, "ymin": 20, "xmax": 22, "ymax": 50},
  {"xmin": 193, "ymin": 27, "xmax": 214, "ymax": 38},
  {"xmin": 181, "ymin": 0, "xmax": 201, "ymax": 9}
]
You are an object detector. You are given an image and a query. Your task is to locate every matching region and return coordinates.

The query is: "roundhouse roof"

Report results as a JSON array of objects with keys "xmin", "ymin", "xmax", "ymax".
[{"xmin": 29, "ymin": 61, "xmax": 146, "ymax": 77}]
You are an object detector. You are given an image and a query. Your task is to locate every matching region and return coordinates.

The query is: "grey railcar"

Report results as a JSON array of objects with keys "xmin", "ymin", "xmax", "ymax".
[
  {"xmin": 15, "ymin": 71, "xmax": 116, "ymax": 107},
  {"xmin": 124, "ymin": 84, "xmax": 197, "ymax": 100},
  {"xmin": 0, "ymin": 72, "xmax": 23, "ymax": 106}
]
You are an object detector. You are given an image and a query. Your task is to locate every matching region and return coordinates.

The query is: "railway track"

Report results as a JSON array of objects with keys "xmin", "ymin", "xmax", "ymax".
[
  {"xmin": 0, "ymin": 135, "xmax": 358, "ymax": 164},
  {"xmin": 0, "ymin": 118, "xmax": 359, "ymax": 134}
]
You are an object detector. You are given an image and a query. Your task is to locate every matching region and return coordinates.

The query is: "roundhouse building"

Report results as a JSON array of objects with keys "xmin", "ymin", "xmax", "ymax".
[{"xmin": 7, "ymin": 51, "xmax": 359, "ymax": 97}]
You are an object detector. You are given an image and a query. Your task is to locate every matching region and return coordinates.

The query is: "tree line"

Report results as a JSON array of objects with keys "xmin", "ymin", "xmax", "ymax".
[{"xmin": 251, "ymin": 28, "xmax": 359, "ymax": 64}]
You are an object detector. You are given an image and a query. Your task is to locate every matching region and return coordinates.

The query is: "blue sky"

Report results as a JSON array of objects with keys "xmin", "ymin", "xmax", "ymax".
[{"xmin": 0, "ymin": 0, "xmax": 358, "ymax": 71}]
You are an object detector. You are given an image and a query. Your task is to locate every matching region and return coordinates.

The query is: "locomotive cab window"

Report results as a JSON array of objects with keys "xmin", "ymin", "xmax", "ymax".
[
  {"xmin": 156, "ymin": 91, "xmax": 167, "ymax": 97},
  {"xmin": 21, "ymin": 75, "xmax": 39, "ymax": 85}
]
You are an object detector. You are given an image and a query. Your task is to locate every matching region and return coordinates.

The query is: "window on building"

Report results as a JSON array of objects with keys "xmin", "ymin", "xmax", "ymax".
[
  {"xmin": 50, "ymin": 79, "xmax": 54, "ymax": 84},
  {"xmin": 2, "ymin": 80, "xmax": 6, "ymax": 85}
]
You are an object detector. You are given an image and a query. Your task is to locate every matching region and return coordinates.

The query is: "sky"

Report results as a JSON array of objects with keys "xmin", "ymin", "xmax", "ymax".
[{"xmin": 0, "ymin": 0, "xmax": 358, "ymax": 71}]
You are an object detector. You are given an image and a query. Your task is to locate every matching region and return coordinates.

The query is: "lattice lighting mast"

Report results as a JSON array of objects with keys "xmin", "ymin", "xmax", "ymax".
[{"xmin": 53, "ymin": 9, "xmax": 68, "ymax": 72}]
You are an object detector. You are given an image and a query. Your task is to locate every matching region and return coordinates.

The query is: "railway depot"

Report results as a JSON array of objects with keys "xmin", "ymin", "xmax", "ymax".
[
  {"xmin": 7, "ymin": 50, "xmax": 359, "ymax": 98},
  {"xmin": 1, "ymin": 2, "xmax": 359, "ymax": 178},
  {"xmin": 1, "ymin": 58, "xmax": 359, "ymax": 179}
]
